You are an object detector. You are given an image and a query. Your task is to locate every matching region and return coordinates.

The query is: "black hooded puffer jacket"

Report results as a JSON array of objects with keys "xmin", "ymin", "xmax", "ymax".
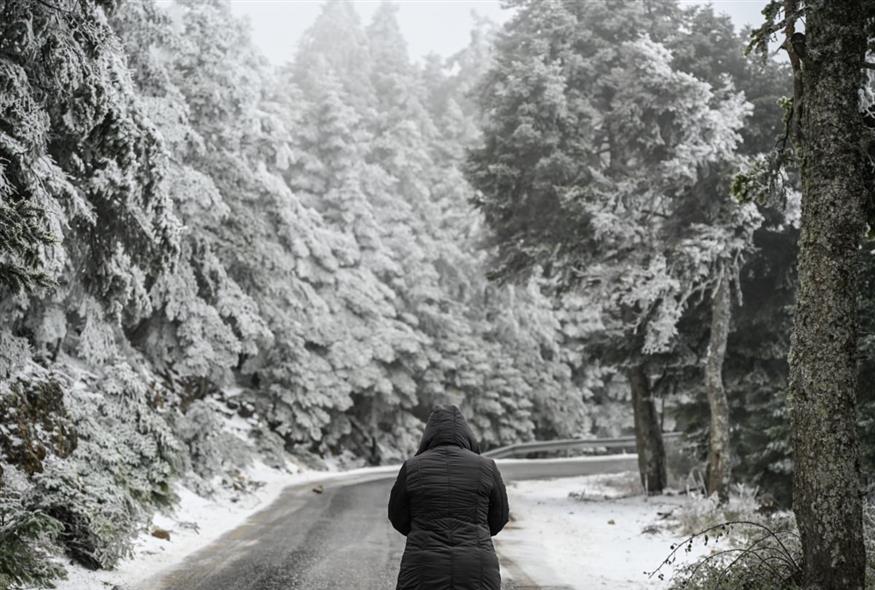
[{"xmin": 388, "ymin": 405, "xmax": 510, "ymax": 590}]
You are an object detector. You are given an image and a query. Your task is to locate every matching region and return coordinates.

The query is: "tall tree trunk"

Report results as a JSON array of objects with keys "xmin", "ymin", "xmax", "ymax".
[
  {"xmin": 705, "ymin": 276, "xmax": 731, "ymax": 503},
  {"xmin": 628, "ymin": 363, "xmax": 666, "ymax": 494},
  {"xmin": 787, "ymin": 1, "xmax": 867, "ymax": 586}
]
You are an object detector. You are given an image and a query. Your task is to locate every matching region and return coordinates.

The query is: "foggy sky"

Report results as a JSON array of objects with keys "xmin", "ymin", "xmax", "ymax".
[{"xmin": 227, "ymin": 1, "xmax": 768, "ymax": 66}]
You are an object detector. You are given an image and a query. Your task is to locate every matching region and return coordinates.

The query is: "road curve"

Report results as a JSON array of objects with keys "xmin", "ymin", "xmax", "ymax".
[{"xmin": 141, "ymin": 454, "xmax": 637, "ymax": 590}]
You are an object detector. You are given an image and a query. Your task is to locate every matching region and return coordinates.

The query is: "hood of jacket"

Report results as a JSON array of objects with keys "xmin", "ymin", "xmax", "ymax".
[{"xmin": 415, "ymin": 405, "xmax": 481, "ymax": 455}]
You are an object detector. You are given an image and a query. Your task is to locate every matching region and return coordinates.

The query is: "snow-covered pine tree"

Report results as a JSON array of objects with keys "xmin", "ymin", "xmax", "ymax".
[
  {"xmin": 111, "ymin": 0, "xmax": 271, "ymax": 388},
  {"xmin": 153, "ymin": 0, "xmax": 370, "ymax": 451},
  {"xmin": 1, "ymin": 0, "xmax": 181, "ymax": 364},
  {"xmin": 655, "ymin": 4, "xmax": 792, "ymax": 502},
  {"xmin": 466, "ymin": 0, "xmax": 750, "ymax": 492}
]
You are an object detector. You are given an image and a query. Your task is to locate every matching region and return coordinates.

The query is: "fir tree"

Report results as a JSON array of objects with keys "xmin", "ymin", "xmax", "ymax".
[{"xmin": 466, "ymin": 0, "xmax": 750, "ymax": 492}]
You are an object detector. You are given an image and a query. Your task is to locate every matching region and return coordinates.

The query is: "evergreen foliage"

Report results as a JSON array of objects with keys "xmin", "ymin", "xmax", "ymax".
[
  {"xmin": 0, "ymin": 479, "xmax": 65, "ymax": 590},
  {"xmin": 0, "ymin": 0, "xmax": 837, "ymax": 585},
  {"xmin": 466, "ymin": 0, "xmax": 752, "ymax": 351},
  {"xmin": 463, "ymin": 0, "xmax": 781, "ymax": 494}
]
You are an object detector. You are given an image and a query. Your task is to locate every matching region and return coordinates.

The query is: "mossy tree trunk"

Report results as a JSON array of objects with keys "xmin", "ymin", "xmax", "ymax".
[
  {"xmin": 787, "ymin": 0, "xmax": 867, "ymax": 586},
  {"xmin": 628, "ymin": 362, "xmax": 666, "ymax": 494},
  {"xmin": 705, "ymin": 276, "xmax": 731, "ymax": 503}
]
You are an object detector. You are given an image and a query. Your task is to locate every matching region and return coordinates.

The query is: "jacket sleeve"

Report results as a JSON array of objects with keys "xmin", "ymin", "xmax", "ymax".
[
  {"xmin": 487, "ymin": 459, "xmax": 509, "ymax": 536},
  {"xmin": 388, "ymin": 461, "xmax": 411, "ymax": 535}
]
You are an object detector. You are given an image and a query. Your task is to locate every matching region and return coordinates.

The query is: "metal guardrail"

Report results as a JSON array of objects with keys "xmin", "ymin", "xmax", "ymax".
[{"xmin": 482, "ymin": 432, "xmax": 682, "ymax": 459}]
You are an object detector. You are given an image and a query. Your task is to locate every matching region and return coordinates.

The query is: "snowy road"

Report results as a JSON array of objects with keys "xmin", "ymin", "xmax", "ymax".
[{"xmin": 141, "ymin": 455, "xmax": 637, "ymax": 590}]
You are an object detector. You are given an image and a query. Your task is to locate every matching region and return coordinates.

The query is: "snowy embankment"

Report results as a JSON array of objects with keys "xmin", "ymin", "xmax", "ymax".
[
  {"xmin": 47, "ymin": 460, "xmax": 400, "ymax": 590},
  {"xmin": 496, "ymin": 472, "xmax": 708, "ymax": 589}
]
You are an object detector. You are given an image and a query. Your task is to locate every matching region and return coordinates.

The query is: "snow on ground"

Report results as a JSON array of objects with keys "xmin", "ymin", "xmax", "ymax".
[
  {"xmin": 38, "ymin": 376, "xmax": 406, "ymax": 590},
  {"xmin": 48, "ymin": 461, "xmax": 308, "ymax": 590},
  {"xmin": 495, "ymin": 472, "xmax": 708, "ymax": 590},
  {"xmin": 47, "ymin": 460, "xmax": 402, "ymax": 590}
]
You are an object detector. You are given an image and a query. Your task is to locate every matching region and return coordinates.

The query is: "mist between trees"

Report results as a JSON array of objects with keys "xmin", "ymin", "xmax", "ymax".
[{"xmin": 2, "ymin": 0, "xmax": 875, "ymax": 588}]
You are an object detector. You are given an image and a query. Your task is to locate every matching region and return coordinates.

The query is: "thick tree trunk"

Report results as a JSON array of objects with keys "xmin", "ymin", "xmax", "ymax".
[
  {"xmin": 628, "ymin": 363, "xmax": 666, "ymax": 494},
  {"xmin": 789, "ymin": 1, "xmax": 867, "ymax": 586},
  {"xmin": 705, "ymin": 276, "xmax": 731, "ymax": 503}
]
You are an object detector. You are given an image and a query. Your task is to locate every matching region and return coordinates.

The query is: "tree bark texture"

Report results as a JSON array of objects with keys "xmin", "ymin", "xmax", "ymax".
[
  {"xmin": 628, "ymin": 363, "xmax": 666, "ymax": 494},
  {"xmin": 705, "ymin": 276, "xmax": 731, "ymax": 504},
  {"xmin": 789, "ymin": 1, "xmax": 867, "ymax": 587}
]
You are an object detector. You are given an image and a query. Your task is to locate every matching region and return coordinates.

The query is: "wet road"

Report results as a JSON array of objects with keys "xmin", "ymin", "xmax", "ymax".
[{"xmin": 142, "ymin": 455, "xmax": 636, "ymax": 590}]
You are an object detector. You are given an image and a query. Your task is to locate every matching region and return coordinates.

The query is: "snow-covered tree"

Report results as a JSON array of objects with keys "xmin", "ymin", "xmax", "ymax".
[
  {"xmin": 466, "ymin": 0, "xmax": 752, "ymax": 493},
  {"xmin": 0, "ymin": 0, "xmax": 180, "ymax": 364}
]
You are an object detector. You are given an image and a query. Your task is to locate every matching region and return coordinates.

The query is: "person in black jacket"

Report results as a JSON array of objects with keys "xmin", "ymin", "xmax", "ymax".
[{"xmin": 388, "ymin": 404, "xmax": 510, "ymax": 590}]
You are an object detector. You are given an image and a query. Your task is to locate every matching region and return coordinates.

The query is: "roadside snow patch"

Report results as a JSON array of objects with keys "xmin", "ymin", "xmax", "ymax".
[
  {"xmin": 44, "ymin": 461, "xmax": 315, "ymax": 590},
  {"xmin": 495, "ymin": 472, "xmax": 708, "ymax": 589},
  {"xmin": 43, "ymin": 460, "xmax": 405, "ymax": 590}
]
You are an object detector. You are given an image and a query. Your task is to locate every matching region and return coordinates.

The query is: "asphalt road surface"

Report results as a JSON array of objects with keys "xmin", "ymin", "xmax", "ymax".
[{"xmin": 141, "ymin": 455, "xmax": 637, "ymax": 590}]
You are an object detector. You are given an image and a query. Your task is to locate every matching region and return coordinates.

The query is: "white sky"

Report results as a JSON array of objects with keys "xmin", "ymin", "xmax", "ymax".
[{"xmin": 226, "ymin": 1, "xmax": 769, "ymax": 66}]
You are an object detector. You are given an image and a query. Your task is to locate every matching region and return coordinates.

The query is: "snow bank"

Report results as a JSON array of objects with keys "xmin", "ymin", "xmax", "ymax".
[
  {"xmin": 45, "ymin": 460, "xmax": 402, "ymax": 590},
  {"xmin": 495, "ymin": 472, "xmax": 708, "ymax": 589}
]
